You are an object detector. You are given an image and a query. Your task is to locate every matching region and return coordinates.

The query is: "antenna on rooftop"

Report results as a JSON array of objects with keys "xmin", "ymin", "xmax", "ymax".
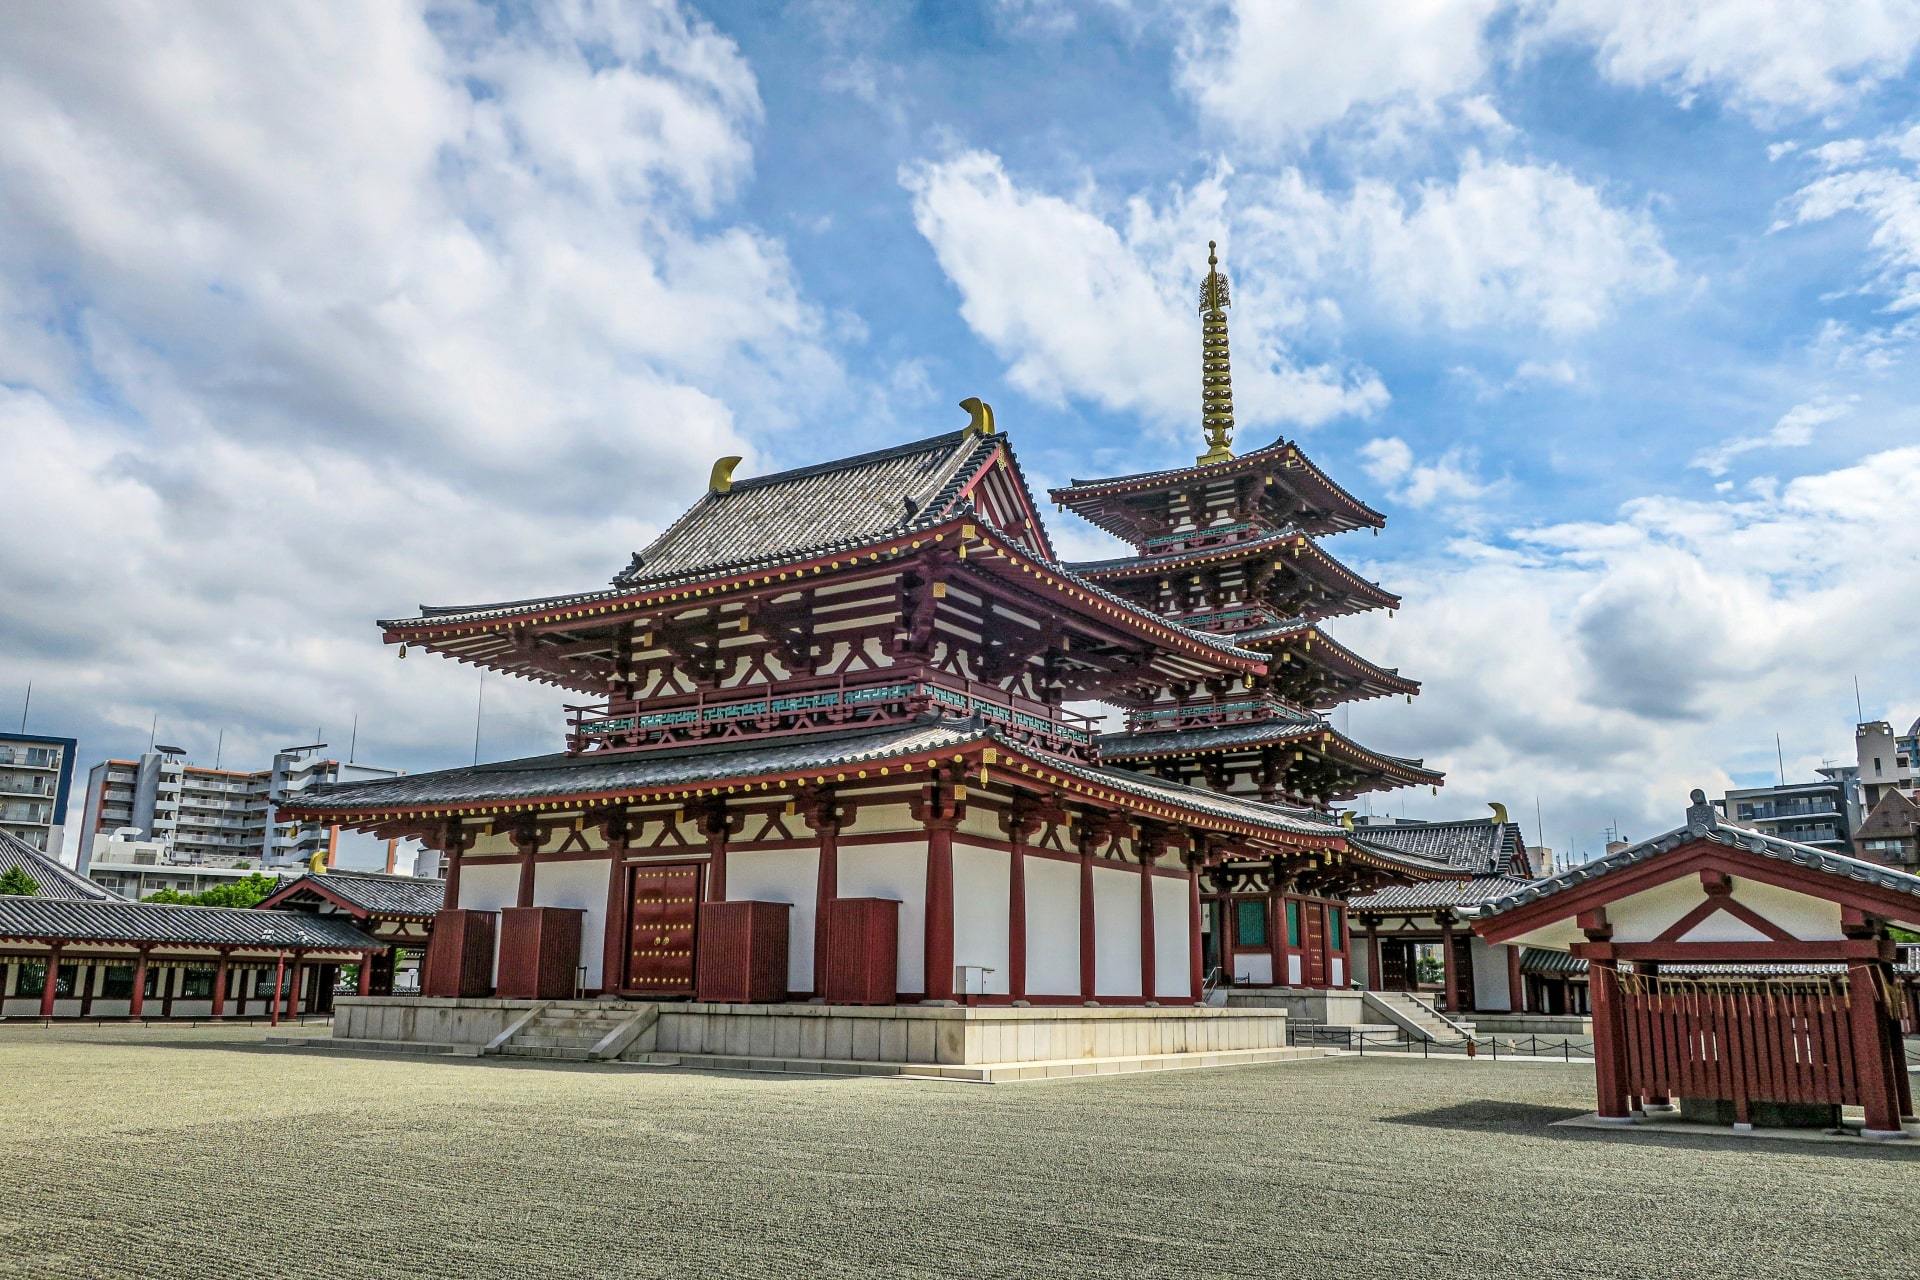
[
  {"xmin": 473, "ymin": 672, "xmax": 486, "ymax": 767},
  {"xmin": 349, "ymin": 713, "xmax": 358, "ymax": 764},
  {"xmin": 1534, "ymin": 795, "xmax": 1544, "ymax": 848},
  {"xmin": 148, "ymin": 712, "xmax": 157, "ymax": 753},
  {"xmin": 214, "ymin": 729, "xmax": 223, "ymax": 770},
  {"xmin": 1776, "ymin": 733, "xmax": 1786, "ymax": 786},
  {"xmin": 18, "ymin": 681, "xmax": 28, "ymax": 733},
  {"xmin": 1855, "ymin": 675, "xmax": 1865, "ymax": 723}
]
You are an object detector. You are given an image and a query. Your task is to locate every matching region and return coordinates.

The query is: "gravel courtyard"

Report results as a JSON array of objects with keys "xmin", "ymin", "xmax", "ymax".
[{"xmin": 0, "ymin": 1023, "xmax": 1913, "ymax": 1279}]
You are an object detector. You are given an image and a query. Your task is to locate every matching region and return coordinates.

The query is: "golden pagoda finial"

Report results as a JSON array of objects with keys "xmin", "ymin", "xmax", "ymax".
[{"xmin": 1197, "ymin": 240, "xmax": 1235, "ymax": 465}]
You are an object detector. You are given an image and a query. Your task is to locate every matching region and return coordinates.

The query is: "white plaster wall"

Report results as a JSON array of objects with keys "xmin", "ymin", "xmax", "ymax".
[
  {"xmin": 467, "ymin": 830, "xmax": 516, "ymax": 857},
  {"xmin": 1606, "ymin": 876, "xmax": 1710, "ymax": 943},
  {"xmin": 1331, "ymin": 957, "xmax": 1346, "ymax": 989},
  {"xmin": 1151, "ymin": 876, "xmax": 1191, "ymax": 999},
  {"xmin": 838, "ymin": 841, "xmax": 927, "ymax": 993},
  {"xmin": 1023, "ymin": 855, "xmax": 1079, "ymax": 996},
  {"xmin": 1677, "ymin": 913, "xmax": 1774, "ymax": 943},
  {"xmin": 1237, "ymin": 953, "xmax": 1274, "ymax": 985},
  {"xmin": 1732, "ymin": 878, "xmax": 1845, "ymax": 940},
  {"xmin": 1286, "ymin": 954, "xmax": 1303, "ymax": 985},
  {"xmin": 533, "ymin": 858, "xmax": 613, "ymax": 991},
  {"xmin": 456, "ymin": 861, "xmax": 519, "ymax": 984},
  {"xmin": 954, "ymin": 846, "xmax": 1011, "ymax": 995},
  {"xmin": 1469, "ymin": 936, "xmax": 1510, "ymax": 1011},
  {"xmin": 726, "ymin": 847, "xmax": 820, "ymax": 992},
  {"xmin": 1091, "ymin": 864, "xmax": 1143, "ymax": 998}
]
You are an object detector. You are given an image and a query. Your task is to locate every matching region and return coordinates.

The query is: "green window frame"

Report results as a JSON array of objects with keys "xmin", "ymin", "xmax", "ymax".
[
  {"xmin": 1328, "ymin": 908, "xmax": 1344, "ymax": 951},
  {"xmin": 1285, "ymin": 900, "xmax": 1301, "ymax": 948},
  {"xmin": 14, "ymin": 961, "xmax": 46, "ymax": 998},
  {"xmin": 101, "ymin": 966, "xmax": 134, "ymax": 1000},
  {"xmin": 180, "ymin": 967, "xmax": 217, "ymax": 999},
  {"xmin": 1234, "ymin": 899, "xmax": 1267, "ymax": 948}
]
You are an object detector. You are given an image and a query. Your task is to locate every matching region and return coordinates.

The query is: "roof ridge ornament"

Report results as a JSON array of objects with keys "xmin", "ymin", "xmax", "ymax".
[
  {"xmin": 1197, "ymin": 240, "xmax": 1235, "ymax": 467},
  {"xmin": 1685, "ymin": 787, "xmax": 1718, "ymax": 834},
  {"xmin": 960, "ymin": 397, "xmax": 996, "ymax": 436},
  {"xmin": 709, "ymin": 456, "xmax": 744, "ymax": 494}
]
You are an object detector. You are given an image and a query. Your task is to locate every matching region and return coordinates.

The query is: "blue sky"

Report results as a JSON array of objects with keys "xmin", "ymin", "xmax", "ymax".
[{"xmin": 2, "ymin": 1, "xmax": 1918, "ymax": 864}]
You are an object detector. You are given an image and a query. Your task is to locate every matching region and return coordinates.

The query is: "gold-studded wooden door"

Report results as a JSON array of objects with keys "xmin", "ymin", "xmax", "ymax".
[{"xmin": 624, "ymin": 863, "xmax": 701, "ymax": 995}]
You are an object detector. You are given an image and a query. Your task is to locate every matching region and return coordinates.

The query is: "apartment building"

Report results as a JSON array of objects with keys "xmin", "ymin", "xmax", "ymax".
[
  {"xmin": 1857, "ymin": 716, "xmax": 1920, "ymax": 811},
  {"xmin": 76, "ymin": 746, "xmax": 405, "ymax": 884},
  {"xmin": 1718, "ymin": 769, "xmax": 1859, "ymax": 853},
  {"xmin": 0, "ymin": 731, "xmax": 77, "ymax": 855}
]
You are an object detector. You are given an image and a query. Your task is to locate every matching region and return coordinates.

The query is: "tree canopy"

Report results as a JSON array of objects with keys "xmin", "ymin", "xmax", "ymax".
[
  {"xmin": 0, "ymin": 867, "xmax": 40, "ymax": 896},
  {"xmin": 142, "ymin": 872, "xmax": 280, "ymax": 908}
]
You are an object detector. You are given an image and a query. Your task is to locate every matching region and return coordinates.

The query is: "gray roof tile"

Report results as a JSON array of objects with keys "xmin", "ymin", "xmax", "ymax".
[
  {"xmin": 263, "ymin": 868, "xmax": 445, "ymax": 920},
  {"xmin": 1350, "ymin": 820, "xmax": 1525, "ymax": 877},
  {"xmin": 0, "ymin": 897, "xmax": 381, "ymax": 951},
  {"xmin": 0, "ymin": 832, "xmax": 122, "ymax": 901},
  {"xmin": 1349, "ymin": 875, "xmax": 1537, "ymax": 911}
]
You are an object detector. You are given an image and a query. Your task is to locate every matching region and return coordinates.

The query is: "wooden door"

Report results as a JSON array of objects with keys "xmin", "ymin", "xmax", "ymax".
[
  {"xmin": 625, "ymin": 863, "xmax": 702, "ymax": 995},
  {"xmin": 1380, "ymin": 938, "xmax": 1413, "ymax": 990},
  {"xmin": 1450, "ymin": 932, "xmax": 1476, "ymax": 1012},
  {"xmin": 1304, "ymin": 904, "xmax": 1327, "ymax": 987}
]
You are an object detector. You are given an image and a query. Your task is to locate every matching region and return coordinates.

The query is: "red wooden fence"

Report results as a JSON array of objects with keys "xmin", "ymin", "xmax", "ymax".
[{"xmin": 1615, "ymin": 973, "xmax": 1877, "ymax": 1108}]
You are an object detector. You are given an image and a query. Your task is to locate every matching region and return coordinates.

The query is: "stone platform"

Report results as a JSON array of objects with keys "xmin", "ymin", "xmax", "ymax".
[{"xmin": 308, "ymin": 996, "xmax": 1303, "ymax": 1082}]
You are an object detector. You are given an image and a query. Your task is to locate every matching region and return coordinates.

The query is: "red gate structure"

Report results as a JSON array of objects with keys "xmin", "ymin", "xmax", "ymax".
[{"xmin": 1477, "ymin": 790, "xmax": 1919, "ymax": 1139}]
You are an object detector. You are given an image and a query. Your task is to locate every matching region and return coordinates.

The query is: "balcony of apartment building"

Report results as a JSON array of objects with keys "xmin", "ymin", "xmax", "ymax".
[
  {"xmin": 1733, "ymin": 799, "xmax": 1842, "ymax": 823},
  {"xmin": 0, "ymin": 774, "xmax": 56, "ymax": 798},
  {"xmin": 0, "ymin": 803, "xmax": 54, "ymax": 826},
  {"xmin": 0, "ymin": 747, "xmax": 63, "ymax": 770}
]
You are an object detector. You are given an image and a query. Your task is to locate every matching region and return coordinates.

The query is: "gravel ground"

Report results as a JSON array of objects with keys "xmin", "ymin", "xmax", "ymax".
[{"xmin": 0, "ymin": 1023, "xmax": 1914, "ymax": 1279}]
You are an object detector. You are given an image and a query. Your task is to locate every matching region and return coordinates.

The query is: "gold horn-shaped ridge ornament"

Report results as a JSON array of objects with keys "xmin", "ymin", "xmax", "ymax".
[
  {"xmin": 1488, "ymin": 801, "xmax": 1509, "ymax": 827},
  {"xmin": 960, "ymin": 396, "xmax": 995, "ymax": 436},
  {"xmin": 1196, "ymin": 240, "xmax": 1235, "ymax": 466},
  {"xmin": 708, "ymin": 455, "xmax": 743, "ymax": 494}
]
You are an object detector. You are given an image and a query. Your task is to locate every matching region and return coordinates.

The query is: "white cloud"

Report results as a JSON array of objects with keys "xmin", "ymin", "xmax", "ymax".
[
  {"xmin": 1338, "ymin": 442, "xmax": 1920, "ymax": 850},
  {"xmin": 1246, "ymin": 155, "xmax": 1676, "ymax": 336},
  {"xmin": 1779, "ymin": 133, "xmax": 1920, "ymax": 312},
  {"xmin": 900, "ymin": 149, "xmax": 1388, "ymax": 433},
  {"xmin": 1523, "ymin": 0, "xmax": 1920, "ymax": 121},
  {"xmin": 1360, "ymin": 437, "xmax": 1489, "ymax": 507},
  {"xmin": 1175, "ymin": 0, "xmax": 1502, "ymax": 147},
  {"xmin": 0, "ymin": 0, "xmax": 850, "ymax": 839},
  {"xmin": 1688, "ymin": 397, "xmax": 1855, "ymax": 474}
]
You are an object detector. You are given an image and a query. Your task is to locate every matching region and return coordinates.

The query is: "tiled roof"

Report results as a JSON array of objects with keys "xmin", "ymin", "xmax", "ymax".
[
  {"xmin": 0, "ymin": 831, "xmax": 122, "ymax": 901},
  {"xmin": 1855, "ymin": 788, "xmax": 1920, "ymax": 842},
  {"xmin": 612, "ymin": 429, "xmax": 1001, "ymax": 590},
  {"xmin": 283, "ymin": 717, "xmax": 1362, "ymax": 846},
  {"xmin": 1049, "ymin": 437, "xmax": 1385, "ymax": 535},
  {"xmin": 1478, "ymin": 791, "xmax": 1920, "ymax": 920},
  {"xmin": 1348, "ymin": 875, "xmax": 1537, "ymax": 911},
  {"xmin": 1520, "ymin": 947, "xmax": 1588, "ymax": 976},
  {"xmin": 0, "ymin": 897, "xmax": 382, "ymax": 951},
  {"xmin": 262, "ymin": 868, "xmax": 445, "ymax": 920},
  {"xmin": 1100, "ymin": 719, "xmax": 1443, "ymax": 786},
  {"xmin": 1350, "ymin": 819, "xmax": 1525, "ymax": 877},
  {"xmin": 1065, "ymin": 527, "xmax": 1300, "ymax": 575}
]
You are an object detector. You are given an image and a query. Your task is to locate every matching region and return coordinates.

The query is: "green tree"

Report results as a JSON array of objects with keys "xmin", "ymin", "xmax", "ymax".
[
  {"xmin": 141, "ymin": 873, "xmax": 281, "ymax": 908},
  {"xmin": 0, "ymin": 867, "xmax": 40, "ymax": 896}
]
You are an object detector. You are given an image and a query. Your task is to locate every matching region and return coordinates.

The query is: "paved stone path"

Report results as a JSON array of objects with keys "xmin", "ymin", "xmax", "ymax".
[{"xmin": 0, "ymin": 1023, "xmax": 1913, "ymax": 1278}]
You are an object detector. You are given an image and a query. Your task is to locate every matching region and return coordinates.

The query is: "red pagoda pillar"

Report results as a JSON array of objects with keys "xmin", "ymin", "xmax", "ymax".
[
  {"xmin": 269, "ymin": 951, "xmax": 286, "ymax": 1027},
  {"xmin": 1437, "ymin": 913, "xmax": 1457, "ymax": 1012},
  {"xmin": 513, "ymin": 821, "xmax": 539, "ymax": 909},
  {"xmin": 808, "ymin": 802, "xmax": 840, "ymax": 1001},
  {"xmin": 1007, "ymin": 836, "xmax": 1027, "ymax": 1003},
  {"xmin": 1138, "ymin": 850, "xmax": 1156, "ymax": 1002},
  {"xmin": 1365, "ymin": 918, "xmax": 1382, "ymax": 992},
  {"xmin": 39, "ymin": 945, "xmax": 62, "ymax": 1019},
  {"xmin": 212, "ymin": 949, "xmax": 231, "ymax": 1018},
  {"xmin": 1187, "ymin": 860, "xmax": 1203, "ymax": 1003},
  {"xmin": 1266, "ymin": 862, "xmax": 1286, "ymax": 987},
  {"xmin": 1078, "ymin": 835, "xmax": 1096, "ymax": 1003},
  {"xmin": 129, "ymin": 947, "xmax": 150, "ymax": 1019},
  {"xmin": 924, "ymin": 819, "xmax": 956, "ymax": 1003}
]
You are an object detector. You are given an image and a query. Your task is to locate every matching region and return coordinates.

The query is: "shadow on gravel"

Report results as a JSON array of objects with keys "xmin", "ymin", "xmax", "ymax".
[{"xmin": 1386, "ymin": 1100, "xmax": 1920, "ymax": 1161}]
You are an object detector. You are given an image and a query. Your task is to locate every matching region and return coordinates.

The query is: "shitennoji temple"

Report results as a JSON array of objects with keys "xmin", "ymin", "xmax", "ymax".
[{"xmin": 284, "ymin": 246, "xmax": 1457, "ymax": 1073}]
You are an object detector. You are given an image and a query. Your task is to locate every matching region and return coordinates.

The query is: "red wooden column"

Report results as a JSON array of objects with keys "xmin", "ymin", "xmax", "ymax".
[
  {"xmin": 269, "ymin": 951, "xmax": 286, "ymax": 1027},
  {"xmin": 924, "ymin": 818, "xmax": 956, "ymax": 1003},
  {"xmin": 1138, "ymin": 848, "xmax": 1157, "ymax": 1003},
  {"xmin": 513, "ymin": 819, "xmax": 539, "ymax": 909},
  {"xmin": 356, "ymin": 951, "xmax": 374, "ymax": 997},
  {"xmin": 1187, "ymin": 859, "xmax": 1203, "ymax": 1003},
  {"xmin": 1078, "ymin": 827, "xmax": 1097, "ymax": 1003},
  {"xmin": 443, "ymin": 840, "xmax": 464, "ymax": 909},
  {"xmin": 1365, "ymin": 917, "xmax": 1382, "ymax": 992},
  {"xmin": 39, "ymin": 945, "xmax": 62, "ymax": 1018},
  {"xmin": 1007, "ymin": 830, "xmax": 1028, "ymax": 1004},
  {"xmin": 802, "ymin": 794, "xmax": 843, "ymax": 1002},
  {"xmin": 129, "ymin": 947, "xmax": 150, "ymax": 1019},
  {"xmin": 1581, "ymin": 907, "xmax": 1631, "ymax": 1121},
  {"xmin": 212, "ymin": 950, "xmax": 231, "ymax": 1018},
  {"xmin": 1849, "ymin": 959, "xmax": 1903, "ymax": 1136},
  {"xmin": 702, "ymin": 802, "xmax": 732, "ymax": 903},
  {"xmin": 1266, "ymin": 860, "xmax": 1285, "ymax": 987},
  {"xmin": 285, "ymin": 953, "xmax": 303, "ymax": 1019},
  {"xmin": 1437, "ymin": 913, "xmax": 1458, "ymax": 1012},
  {"xmin": 599, "ymin": 811, "xmax": 633, "ymax": 997}
]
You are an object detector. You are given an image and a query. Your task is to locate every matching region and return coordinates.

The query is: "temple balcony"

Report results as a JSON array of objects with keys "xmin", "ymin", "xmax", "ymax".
[
  {"xmin": 1123, "ymin": 695, "xmax": 1316, "ymax": 736},
  {"xmin": 567, "ymin": 668, "xmax": 1103, "ymax": 762}
]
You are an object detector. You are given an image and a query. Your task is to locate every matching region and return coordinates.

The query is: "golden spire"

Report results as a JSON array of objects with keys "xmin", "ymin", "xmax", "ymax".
[{"xmin": 1197, "ymin": 240, "xmax": 1235, "ymax": 465}]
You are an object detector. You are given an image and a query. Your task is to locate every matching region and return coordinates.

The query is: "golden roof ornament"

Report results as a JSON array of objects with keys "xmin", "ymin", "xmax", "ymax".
[{"xmin": 1197, "ymin": 240, "xmax": 1235, "ymax": 466}]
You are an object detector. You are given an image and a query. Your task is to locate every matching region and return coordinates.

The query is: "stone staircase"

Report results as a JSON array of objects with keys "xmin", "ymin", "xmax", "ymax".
[
  {"xmin": 490, "ymin": 1003, "xmax": 659, "ymax": 1062},
  {"xmin": 1362, "ymin": 990, "xmax": 1474, "ymax": 1043}
]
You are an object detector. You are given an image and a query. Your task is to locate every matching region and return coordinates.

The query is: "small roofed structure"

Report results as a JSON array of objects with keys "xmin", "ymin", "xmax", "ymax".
[
  {"xmin": 258, "ymin": 867, "xmax": 444, "ymax": 996},
  {"xmin": 1854, "ymin": 788, "xmax": 1920, "ymax": 870},
  {"xmin": 0, "ymin": 829, "xmax": 123, "ymax": 901},
  {"xmin": 1346, "ymin": 811, "xmax": 1537, "ymax": 1014},
  {"xmin": 1476, "ymin": 790, "xmax": 1918, "ymax": 1138},
  {"xmin": 0, "ymin": 895, "xmax": 383, "ymax": 1021}
]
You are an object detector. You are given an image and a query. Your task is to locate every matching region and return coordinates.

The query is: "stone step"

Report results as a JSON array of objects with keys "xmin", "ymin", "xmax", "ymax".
[
  {"xmin": 664, "ymin": 1045, "xmax": 1330, "ymax": 1083},
  {"xmin": 497, "ymin": 1045, "xmax": 593, "ymax": 1061},
  {"xmin": 266, "ymin": 1035, "xmax": 484, "ymax": 1058},
  {"xmin": 509, "ymin": 1034, "xmax": 607, "ymax": 1049}
]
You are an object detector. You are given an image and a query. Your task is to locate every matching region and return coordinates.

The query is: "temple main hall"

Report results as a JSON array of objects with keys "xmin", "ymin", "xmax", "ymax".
[{"xmin": 286, "ymin": 246, "xmax": 1459, "ymax": 1069}]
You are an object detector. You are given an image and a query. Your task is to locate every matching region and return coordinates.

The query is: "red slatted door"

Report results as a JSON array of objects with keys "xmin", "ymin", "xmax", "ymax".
[
  {"xmin": 625, "ymin": 863, "xmax": 701, "ymax": 995},
  {"xmin": 1304, "ymin": 905, "xmax": 1327, "ymax": 987}
]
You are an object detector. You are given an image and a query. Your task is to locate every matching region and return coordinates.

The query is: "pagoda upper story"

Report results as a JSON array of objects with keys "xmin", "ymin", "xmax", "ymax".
[{"xmin": 1049, "ymin": 244, "xmax": 1439, "ymax": 808}]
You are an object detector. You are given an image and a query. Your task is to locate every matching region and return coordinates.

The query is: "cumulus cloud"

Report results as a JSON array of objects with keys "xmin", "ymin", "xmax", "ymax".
[
  {"xmin": 1689, "ymin": 397, "xmax": 1855, "ymax": 474},
  {"xmin": 1778, "ymin": 125, "xmax": 1920, "ymax": 313},
  {"xmin": 1337, "ymin": 442, "xmax": 1920, "ymax": 849},
  {"xmin": 1175, "ymin": 0, "xmax": 1502, "ymax": 146},
  {"xmin": 1359, "ymin": 437, "xmax": 1490, "ymax": 507},
  {"xmin": 1246, "ymin": 155, "xmax": 1676, "ymax": 336},
  {"xmin": 900, "ymin": 149, "xmax": 1389, "ymax": 432},
  {"xmin": 0, "ymin": 0, "xmax": 847, "ymax": 843},
  {"xmin": 1522, "ymin": 0, "xmax": 1920, "ymax": 121}
]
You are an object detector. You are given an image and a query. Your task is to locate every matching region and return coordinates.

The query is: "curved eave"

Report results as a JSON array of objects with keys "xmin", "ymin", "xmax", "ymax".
[
  {"xmin": 1247, "ymin": 626, "xmax": 1421, "ymax": 699},
  {"xmin": 1070, "ymin": 534, "xmax": 1401, "ymax": 616},
  {"xmin": 1049, "ymin": 438, "xmax": 1385, "ymax": 539},
  {"xmin": 1103, "ymin": 722, "xmax": 1443, "ymax": 788}
]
